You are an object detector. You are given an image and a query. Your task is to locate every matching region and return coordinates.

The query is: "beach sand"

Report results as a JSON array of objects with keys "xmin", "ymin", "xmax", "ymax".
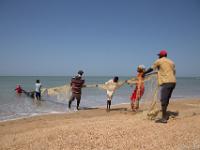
[{"xmin": 0, "ymin": 99, "xmax": 200, "ymax": 150}]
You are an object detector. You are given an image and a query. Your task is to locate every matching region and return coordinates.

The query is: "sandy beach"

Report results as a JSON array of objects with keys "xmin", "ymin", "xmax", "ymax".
[{"xmin": 0, "ymin": 99, "xmax": 200, "ymax": 150}]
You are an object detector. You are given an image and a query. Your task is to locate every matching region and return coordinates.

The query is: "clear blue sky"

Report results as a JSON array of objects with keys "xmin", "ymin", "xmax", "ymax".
[{"xmin": 0, "ymin": 0, "xmax": 200, "ymax": 76}]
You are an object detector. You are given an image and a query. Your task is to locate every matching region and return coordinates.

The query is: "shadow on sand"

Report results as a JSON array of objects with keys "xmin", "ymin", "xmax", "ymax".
[
  {"xmin": 167, "ymin": 111, "xmax": 179, "ymax": 118},
  {"xmin": 79, "ymin": 107, "xmax": 99, "ymax": 110},
  {"xmin": 109, "ymin": 108, "xmax": 128, "ymax": 111}
]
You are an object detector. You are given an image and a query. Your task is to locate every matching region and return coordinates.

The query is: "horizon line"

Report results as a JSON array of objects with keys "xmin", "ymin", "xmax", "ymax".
[{"xmin": 0, "ymin": 75, "xmax": 199, "ymax": 78}]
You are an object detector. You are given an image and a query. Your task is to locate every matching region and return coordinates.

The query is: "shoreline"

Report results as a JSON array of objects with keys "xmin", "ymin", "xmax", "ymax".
[
  {"xmin": 0, "ymin": 102, "xmax": 132, "ymax": 123},
  {"xmin": 0, "ymin": 98, "xmax": 200, "ymax": 149},
  {"xmin": 0, "ymin": 97, "xmax": 200, "ymax": 123}
]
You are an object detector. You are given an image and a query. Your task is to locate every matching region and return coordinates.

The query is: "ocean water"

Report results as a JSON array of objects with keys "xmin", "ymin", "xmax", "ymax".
[{"xmin": 0, "ymin": 76, "xmax": 200, "ymax": 121}]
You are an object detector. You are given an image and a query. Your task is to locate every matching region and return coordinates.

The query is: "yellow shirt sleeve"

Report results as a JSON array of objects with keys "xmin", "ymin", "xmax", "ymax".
[{"xmin": 152, "ymin": 59, "xmax": 160, "ymax": 70}]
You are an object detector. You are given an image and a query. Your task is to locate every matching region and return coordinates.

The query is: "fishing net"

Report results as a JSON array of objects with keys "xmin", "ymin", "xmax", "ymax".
[
  {"xmin": 126, "ymin": 73, "xmax": 160, "ymax": 120},
  {"xmin": 41, "ymin": 85, "xmax": 72, "ymax": 102},
  {"xmin": 41, "ymin": 74, "xmax": 160, "ymax": 119},
  {"xmin": 41, "ymin": 84, "xmax": 98, "ymax": 102},
  {"xmin": 98, "ymin": 81, "xmax": 125, "ymax": 91},
  {"xmin": 142, "ymin": 74, "xmax": 160, "ymax": 120},
  {"xmin": 97, "ymin": 76, "xmax": 160, "ymax": 119}
]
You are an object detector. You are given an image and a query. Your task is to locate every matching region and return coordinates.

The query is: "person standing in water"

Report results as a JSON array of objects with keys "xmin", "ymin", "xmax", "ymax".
[
  {"xmin": 35, "ymin": 80, "xmax": 42, "ymax": 100},
  {"xmin": 68, "ymin": 70, "xmax": 85, "ymax": 110},
  {"xmin": 144, "ymin": 50, "xmax": 176, "ymax": 123},
  {"xmin": 15, "ymin": 85, "xmax": 24, "ymax": 95}
]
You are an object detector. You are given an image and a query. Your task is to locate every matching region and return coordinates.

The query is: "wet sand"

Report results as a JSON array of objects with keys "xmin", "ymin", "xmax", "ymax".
[{"xmin": 0, "ymin": 99, "xmax": 200, "ymax": 150}]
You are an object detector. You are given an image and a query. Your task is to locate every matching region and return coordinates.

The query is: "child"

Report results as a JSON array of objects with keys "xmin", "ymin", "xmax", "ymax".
[
  {"xmin": 104, "ymin": 76, "xmax": 125, "ymax": 111},
  {"xmin": 35, "ymin": 80, "xmax": 42, "ymax": 100},
  {"xmin": 130, "ymin": 65, "xmax": 145, "ymax": 111}
]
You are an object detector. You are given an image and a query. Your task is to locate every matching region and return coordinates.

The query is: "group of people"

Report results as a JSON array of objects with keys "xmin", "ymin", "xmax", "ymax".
[
  {"xmin": 15, "ymin": 50, "xmax": 176, "ymax": 123},
  {"xmin": 102, "ymin": 65, "xmax": 146, "ymax": 112},
  {"xmin": 68, "ymin": 50, "xmax": 176, "ymax": 123},
  {"xmin": 15, "ymin": 80, "xmax": 42, "ymax": 100},
  {"xmin": 67, "ymin": 65, "xmax": 146, "ymax": 112}
]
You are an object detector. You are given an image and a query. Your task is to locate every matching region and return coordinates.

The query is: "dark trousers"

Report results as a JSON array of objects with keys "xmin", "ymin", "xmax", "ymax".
[
  {"xmin": 68, "ymin": 93, "xmax": 81, "ymax": 109},
  {"xmin": 35, "ymin": 92, "xmax": 41, "ymax": 100},
  {"xmin": 160, "ymin": 83, "xmax": 176, "ymax": 118},
  {"xmin": 107, "ymin": 100, "xmax": 111, "ymax": 110}
]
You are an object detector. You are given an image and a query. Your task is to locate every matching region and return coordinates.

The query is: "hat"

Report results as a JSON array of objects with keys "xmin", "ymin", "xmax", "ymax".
[
  {"xmin": 158, "ymin": 50, "xmax": 167, "ymax": 56},
  {"xmin": 137, "ymin": 65, "xmax": 146, "ymax": 72},
  {"xmin": 138, "ymin": 65, "xmax": 146, "ymax": 70}
]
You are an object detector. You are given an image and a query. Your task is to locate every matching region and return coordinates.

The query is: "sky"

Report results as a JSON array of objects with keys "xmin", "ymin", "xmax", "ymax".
[{"xmin": 0, "ymin": 0, "xmax": 200, "ymax": 76}]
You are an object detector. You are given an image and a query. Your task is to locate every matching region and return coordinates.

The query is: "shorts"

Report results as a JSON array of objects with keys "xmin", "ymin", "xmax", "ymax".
[
  {"xmin": 107, "ymin": 90, "xmax": 114, "ymax": 100},
  {"xmin": 35, "ymin": 92, "xmax": 41, "ymax": 98}
]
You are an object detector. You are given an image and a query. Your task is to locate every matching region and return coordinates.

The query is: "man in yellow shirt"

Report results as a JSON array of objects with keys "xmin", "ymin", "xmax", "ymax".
[{"xmin": 144, "ymin": 50, "xmax": 176, "ymax": 123}]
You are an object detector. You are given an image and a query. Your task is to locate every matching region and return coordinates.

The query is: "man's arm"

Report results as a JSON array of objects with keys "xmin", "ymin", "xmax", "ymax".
[
  {"xmin": 82, "ymin": 79, "xmax": 86, "ymax": 87},
  {"xmin": 143, "ymin": 67, "xmax": 153, "ymax": 76},
  {"xmin": 127, "ymin": 77, "xmax": 137, "ymax": 85},
  {"xmin": 173, "ymin": 63, "xmax": 176, "ymax": 76},
  {"xmin": 82, "ymin": 84, "xmax": 87, "ymax": 88},
  {"xmin": 143, "ymin": 59, "xmax": 159, "ymax": 76}
]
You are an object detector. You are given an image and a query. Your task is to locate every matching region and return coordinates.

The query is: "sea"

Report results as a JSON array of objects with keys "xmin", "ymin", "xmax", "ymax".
[{"xmin": 0, "ymin": 76, "xmax": 200, "ymax": 121}]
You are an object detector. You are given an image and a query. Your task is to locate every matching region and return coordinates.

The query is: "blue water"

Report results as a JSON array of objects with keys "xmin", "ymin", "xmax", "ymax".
[{"xmin": 0, "ymin": 76, "xmax": 200, "ymax": 121}]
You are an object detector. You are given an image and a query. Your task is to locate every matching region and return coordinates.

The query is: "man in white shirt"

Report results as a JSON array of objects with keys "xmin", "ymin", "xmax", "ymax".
[
  {"xmin": 104, "ymin": 76, "xmax": 126, "ymax": 111},
  {"xmin": 35, "ymin": 80, "xmax": 42, "ymax": 100}
]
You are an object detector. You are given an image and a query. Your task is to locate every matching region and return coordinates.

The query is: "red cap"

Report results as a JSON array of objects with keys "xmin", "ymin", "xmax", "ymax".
[{"xmin": 158, "ymin": 50, "xmax": 167, "ymax": 56}]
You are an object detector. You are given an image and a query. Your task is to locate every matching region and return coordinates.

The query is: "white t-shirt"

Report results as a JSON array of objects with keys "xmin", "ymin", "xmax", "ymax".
[
  {"xmin": 35, "ymin": 83, "xmax": 42, "ymax": 93},
  {"xmin": 105, "ymin": 79, "xmax": 116, "ymax": 100},
  {"xmin": 104, "ymin": 79, "xmax": 124, "ymax": 100}
]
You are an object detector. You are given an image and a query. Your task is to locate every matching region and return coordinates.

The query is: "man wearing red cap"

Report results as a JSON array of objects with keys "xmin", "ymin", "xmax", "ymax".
[{"xmin": 144, "ymin": 50, "xmax": 176, "ymax": 123}]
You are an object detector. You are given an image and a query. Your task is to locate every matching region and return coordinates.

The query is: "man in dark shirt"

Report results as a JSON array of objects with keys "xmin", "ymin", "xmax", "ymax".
[{"xmin": 68, "ymin": 70, "xmax": 85, "ymax": 110}]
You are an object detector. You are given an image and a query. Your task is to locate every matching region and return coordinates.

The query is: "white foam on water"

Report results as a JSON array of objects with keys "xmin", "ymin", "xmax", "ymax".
[{"xmin": 0, "ymin": 110, "xmax": 76, "ymax": 123}]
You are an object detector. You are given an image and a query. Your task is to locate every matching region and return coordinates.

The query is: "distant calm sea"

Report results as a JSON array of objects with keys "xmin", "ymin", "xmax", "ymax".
[{"xmin": 0, "ymin": 76, "xmax": 200, "ymax": 121}]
